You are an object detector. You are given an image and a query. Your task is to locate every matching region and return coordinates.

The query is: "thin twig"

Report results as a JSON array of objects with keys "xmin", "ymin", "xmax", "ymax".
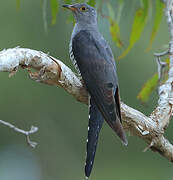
[
  {"xmin": 155, "ymin": 56, "xmax": 167, "ymax": 84},
  {"xmin": 0, "ymin": 119, "xmax": 38, "ymax": 148},
  {"xmin": 154, "ymin": 50, "xmax": 169, "ymax": 57}
]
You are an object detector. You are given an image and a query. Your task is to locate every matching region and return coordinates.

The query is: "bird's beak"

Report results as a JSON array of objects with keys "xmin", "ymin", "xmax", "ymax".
[{"xmin": 62, "ymin": 4, "xmax": 77, "ymax": 12}]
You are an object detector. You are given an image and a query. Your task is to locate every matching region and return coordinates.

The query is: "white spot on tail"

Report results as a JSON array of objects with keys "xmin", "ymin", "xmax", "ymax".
[
  {"xmin": 89, "ymin": 115, "xmax": 90, "ymax": 119},
  {"xmin": 88, "ymin": 126, "xmax": 90, "ymax": 131}
]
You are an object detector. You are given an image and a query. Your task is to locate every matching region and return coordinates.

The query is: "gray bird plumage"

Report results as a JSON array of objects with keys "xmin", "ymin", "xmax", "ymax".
[
  {"xmin": 63, "ymin": 3, "xmax": 128, "ymax": 179},
  {"xmin": 68, "ymin": 3, "xmax": 98, "ymax": 75}
]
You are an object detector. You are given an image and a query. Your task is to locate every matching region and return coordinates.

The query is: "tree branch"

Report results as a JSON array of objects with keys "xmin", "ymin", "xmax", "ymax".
[
  {"xmin": 0, "ymin": 46, "xmax": 173, "ymax": 161},
  {"xmin": 0, "ymin": 0, "xmax": 173, "ymax": 163}
]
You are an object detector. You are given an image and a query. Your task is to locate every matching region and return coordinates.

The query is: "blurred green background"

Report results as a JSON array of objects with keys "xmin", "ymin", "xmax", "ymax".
[{"xmin": 0, "ymin": 0, "xmax": 172, "ymax": 180}]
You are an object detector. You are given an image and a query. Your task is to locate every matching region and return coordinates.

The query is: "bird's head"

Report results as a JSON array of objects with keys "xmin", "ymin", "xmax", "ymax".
[{"xmin": 62, "ymin": 3, "xmax": 97, "ymax": 26}]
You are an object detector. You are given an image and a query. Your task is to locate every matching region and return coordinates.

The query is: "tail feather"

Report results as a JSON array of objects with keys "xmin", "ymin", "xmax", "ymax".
[{"xmin": 85, "ymin": 98, "xmax": 104, "ymax": 178}]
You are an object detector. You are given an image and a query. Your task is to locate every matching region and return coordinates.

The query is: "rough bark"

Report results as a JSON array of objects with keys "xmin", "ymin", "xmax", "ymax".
[{"xmin": 0, "ymin": 0, "xmax": 173, "ymax": 163}]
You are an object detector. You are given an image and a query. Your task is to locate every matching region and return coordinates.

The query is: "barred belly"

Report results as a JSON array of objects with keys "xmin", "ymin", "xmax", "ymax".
[{"xmin": 69, "ymin": 42, "xmax": 81, "ymax": 75}]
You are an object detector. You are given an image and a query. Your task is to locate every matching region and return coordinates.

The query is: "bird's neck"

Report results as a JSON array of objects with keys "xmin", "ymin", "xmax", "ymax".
[
  {"xmin": 78, "ymin": 21, "xmax": 98, "ymax": 30},
  {"xmin": 71, "ymin": 22, "xmax": 98, "ymax": 39}
]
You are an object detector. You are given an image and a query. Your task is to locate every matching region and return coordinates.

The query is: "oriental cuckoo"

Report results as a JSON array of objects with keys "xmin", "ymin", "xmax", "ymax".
[{"xmin": 63, "ymin": 3, "xmax": 128, "ymax": 179}]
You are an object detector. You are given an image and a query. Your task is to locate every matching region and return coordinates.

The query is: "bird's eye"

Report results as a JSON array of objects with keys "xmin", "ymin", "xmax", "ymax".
[{"xmin": 80, "ymin": 6, "xmax": 87, "ymax": 12}]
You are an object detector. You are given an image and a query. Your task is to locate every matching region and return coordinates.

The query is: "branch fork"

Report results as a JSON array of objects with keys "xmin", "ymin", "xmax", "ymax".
[
  {"xmin": 0, "ymin": 0, "xmax": 173, "ymax": 163},
  {"xmin": 0, "ymin": 119, "xmax": 38, "ymax": 148}
]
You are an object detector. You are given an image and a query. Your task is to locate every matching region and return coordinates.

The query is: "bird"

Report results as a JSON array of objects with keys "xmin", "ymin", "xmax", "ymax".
[{"xmin": 62, "ymin": 3, "xmax": 128, "ymax": 179}]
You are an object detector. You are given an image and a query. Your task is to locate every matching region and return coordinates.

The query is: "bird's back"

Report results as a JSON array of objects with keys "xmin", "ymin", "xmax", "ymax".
[
  {"xmin": 72, "ymin": 30, "xmax": 125, "ymax": 128},
  {"xmin": 72, "ymin": 29, "xmax": 118, "ymax": 87}
]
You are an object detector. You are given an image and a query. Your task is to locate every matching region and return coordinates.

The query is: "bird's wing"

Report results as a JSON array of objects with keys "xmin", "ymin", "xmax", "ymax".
[
  {"xmin": 72, "ymin": 30, "xmax": 127, "ymax": 145},
  {"xmin": 85, "ymin": 97, "xmax": 104, "ymax": 178}
]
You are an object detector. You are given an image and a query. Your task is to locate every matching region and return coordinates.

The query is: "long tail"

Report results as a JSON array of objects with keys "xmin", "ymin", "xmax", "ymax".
[{"xmin": 85, "ymin": 98, "xmax": 104, "ymax": 179}]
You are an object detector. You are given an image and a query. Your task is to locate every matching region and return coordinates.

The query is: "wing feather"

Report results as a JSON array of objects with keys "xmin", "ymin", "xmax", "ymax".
[{"xmin": 72, "ymin": 30, "xmax": 127, "ymax": 144}]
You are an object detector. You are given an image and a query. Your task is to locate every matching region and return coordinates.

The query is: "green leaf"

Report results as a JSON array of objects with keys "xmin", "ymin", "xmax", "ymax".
[
  {"xmin": 16, "ymin": 0, "xmax": 20, "ymax": 10},
  {"xmin": 64, "ymin": 0, "xmax": 72, "ymax": 4},
  {"xmin": 137, "ymin": 73, "xmax": 158, "ymax": 103},
  {"xmin": 42, "ymin": 0, "xmax": 48, "ymax": 33},
  {"xmin": 117, "ymin": 0, "xmax": 124, "ymax": 23},
  {"xmin": 87, "ymin": 0, "xmax": 96, "ymax": 7},
  {"xmin": 147, "ymin": 0, "xmax": 164, "ymax": 50},
  {"xmin": 50, "ymin": 0, "xmax": 59, "ymax": 25},
  {"xmin": 119, "ymin": 0, "xmax": 124, "ymax": 3},
  {"xmin": 119, "ymin": 0, "xmax": 149, "ymax": 59},
  {"xmin": 109, "ymin": 18, "xmax": 123, "ymax": 48},
  {"xmin": 107, "ymin": 3, "xmax": 123, "ymax": 48},
  {"xmin": 107, "ymin": 3, "xmax": 115, "ymax": 19}
]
